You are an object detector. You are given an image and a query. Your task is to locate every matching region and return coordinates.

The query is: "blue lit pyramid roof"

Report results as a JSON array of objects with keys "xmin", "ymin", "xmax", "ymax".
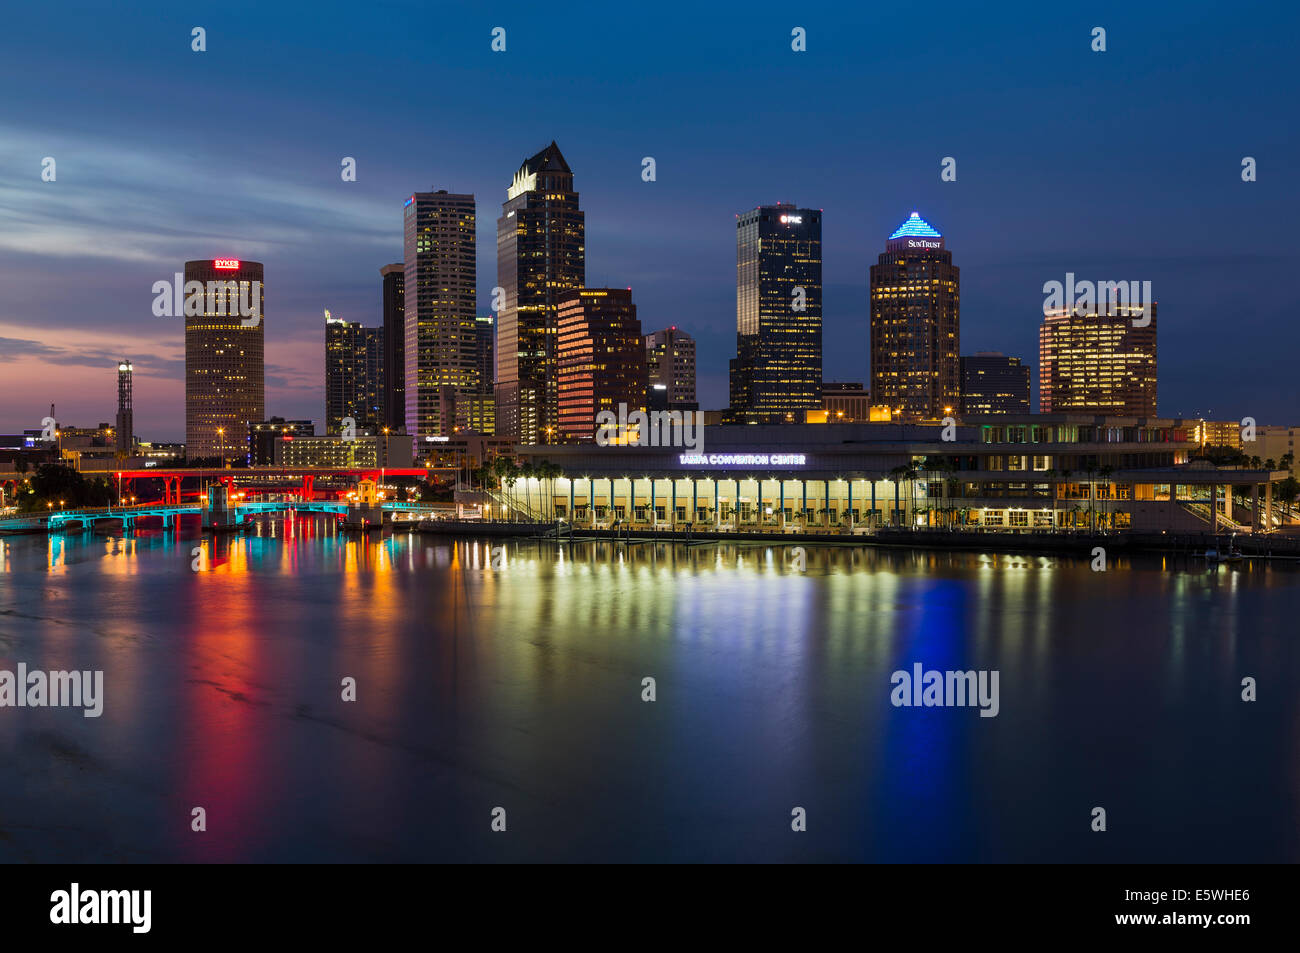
[{"xmin": 888, "ymin": 212, "xmax": 942, "ymax": 240}]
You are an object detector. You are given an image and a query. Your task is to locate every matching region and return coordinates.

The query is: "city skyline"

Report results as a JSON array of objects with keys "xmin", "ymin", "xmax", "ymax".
[
  {"xmin": 2, "ymin": 0, "xmax": 1298, "ymax": 883},
  {"xmin": 2, "ymin": 3, "xmax": 1295, "ymax": 439}
]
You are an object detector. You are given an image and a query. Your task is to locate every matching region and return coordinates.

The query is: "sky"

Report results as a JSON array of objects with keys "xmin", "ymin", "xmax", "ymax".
[{"xmin": 1, "ymin": 0, "xmax": 1297, "ymax": 441}]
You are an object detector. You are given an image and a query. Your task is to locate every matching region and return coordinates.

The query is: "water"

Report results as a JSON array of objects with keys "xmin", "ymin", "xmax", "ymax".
[{"xmin": 1, "ymin": 518, "xmax": 1296, "ymax": 862}]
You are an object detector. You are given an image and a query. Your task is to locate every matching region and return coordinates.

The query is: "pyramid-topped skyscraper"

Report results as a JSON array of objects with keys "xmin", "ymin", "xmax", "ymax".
[
  {"xmin": 496, "ymin": 142, "xmax": 585, "ymax": 445},
  {"xmin": 870, "ymin": 212, "xmax": 960, "ymax": 421}
]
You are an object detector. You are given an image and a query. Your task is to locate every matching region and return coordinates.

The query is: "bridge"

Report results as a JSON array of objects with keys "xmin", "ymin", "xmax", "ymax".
[
  {"xmin": 0, "ymin": 466, "xmax": 455, "ymax": 508},
  {"xmin": 0, "ymin": 499, "xmax": 447, "ymax": 534}
]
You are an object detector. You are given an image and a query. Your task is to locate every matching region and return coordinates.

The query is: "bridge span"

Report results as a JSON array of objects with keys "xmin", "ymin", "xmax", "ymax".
[{"xmin": 0, "ymin": 499, "xmax": 446, "ymax": 534}]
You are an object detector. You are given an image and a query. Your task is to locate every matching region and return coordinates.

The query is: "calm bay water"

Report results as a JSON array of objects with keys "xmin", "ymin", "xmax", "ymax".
[{"xmin": 1, "ymin": 517, "xmax": 1297, "ymax": 863}]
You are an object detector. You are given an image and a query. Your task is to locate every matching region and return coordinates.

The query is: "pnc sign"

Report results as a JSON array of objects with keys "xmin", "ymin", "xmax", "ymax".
[
  {"xmin": 213, "ymin": 259, "xmax": 240, "ymax": 270},
  {"xmin": 779, "ymin": 214, "xmax": 803, "ymax": 224}
]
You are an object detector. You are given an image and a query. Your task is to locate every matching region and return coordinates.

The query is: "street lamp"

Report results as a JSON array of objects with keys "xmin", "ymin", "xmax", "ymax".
[{"xmin": 216, "ymin": 427, "xmax": 226, "ymax": 469}]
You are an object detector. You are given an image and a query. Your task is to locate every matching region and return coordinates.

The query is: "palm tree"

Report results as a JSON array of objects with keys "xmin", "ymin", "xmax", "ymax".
[
  {"xmin": 1043, "ymin": 468, "xmax": 1058, "ymax": 530},
  {"xmin": 1055, "ymin": 468, "xmax": 1074, "ymax": 529},
  {"xmin": 890, "ymin": 463, "xmax": 920, "ymax": 528},
  {"xmin": 496, "ymin": 458, "xmax": 520, "ymax": 520},
  {"xmin": 1097, "ymin": 465, "xmax": 1115, "ymax": 532},
  {"xmin": 540, "ymin": 460, "xmax": 561, "ymax": 521}
]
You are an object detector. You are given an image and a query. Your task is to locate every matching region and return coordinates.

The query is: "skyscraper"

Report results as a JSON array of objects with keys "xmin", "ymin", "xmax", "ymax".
[
  {"xmin": 557, "ymin": 289, "xmax": 645, "ymax": 443},
  {"xmin": 475, "ymin": 314, "xmax": 494, "ymax": 396},
  {"xmin": 115, "ymin": 360, "xmax": 133, "ymax": 457},
  {"xmin": 869, "ymin": 212, "xmax": 960, "ymax": 421},
  {"xmin": 403, "ymin": 191, "xmax": 477, "ymax": 441},
  {"xmin": 184, "ymin": 258, "xmax": 265, "ymax": 460},
  {"xmin": 960, "ymin": 352, "xmax": 1030, "ymax": 415},
  {"xmin": 325, "ymin": 311, "xmax": 384, "ymax": 435},
  {"xmin": 1039, "ymin": 303, "xmax": 1157, "ymax": 415},
  {"xmin": 380, "ymin": 263, "xmax": 405, "ymax": 433},
  {"xmin": 726, "ymin": 204, "xmax": 822, "ymax": 424},
  {"xmin": 496, "ymin": 142, "xmax": 585, "ymax": 445},
  {"xmin": 645, "ymin": 327, "xmax": 697, "ymax": 409}
]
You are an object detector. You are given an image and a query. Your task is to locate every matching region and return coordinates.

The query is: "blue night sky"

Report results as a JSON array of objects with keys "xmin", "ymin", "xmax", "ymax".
[{"xmin": 1, "ymin": 0, "xmax": 1296, "ymax": 440}]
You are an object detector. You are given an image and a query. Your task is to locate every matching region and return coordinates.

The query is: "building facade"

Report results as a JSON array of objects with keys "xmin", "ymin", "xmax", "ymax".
[
  {"xmin": 1253, "ymin": 425, "xmax": 1298, "ymax": 475},
  {"xmin": 727, "ymin": 204, "xmax": 822, "ymax": 423},
  {"xmin": 248, "ymin": 417, "xmax": 315, "ymax": 466},
  {"xmin": 184, "ymin": 258, "xmax": 265, "ymax": 459},
  {"xmin": 1039, "ymin": 304, "xmax": 1157, "ymax": 415},
  {"xmin": 557, "ymin": 289, "xmax": 646, "ymax": 443},
  {"xmin": 274, "ymin": 433, "xmax": 413, "ymax": 469},
  {"xmin": 645, "ymin": 327, "xmax": 697, "ymax": 410},
  {"xmin": 496, "ymin": 142, "xmax": 585, "ymax": 445},
  {"xmin": 115, "ymin": 360, "xmax": 133, "ymax": 457},
  {"xmin": 821, "ymin": 382, "xmax": 870, "ymax": 422},
  {"xmin": 869, "ymin": 213, "xmax": 960, "ymax": 422},
  {"xmin": 325, "ymin": 312, "xmax": 384, "ymax": 435},
  {"xmin": 403, "ymin": 191, "xmax": 477, "ymax": 441},
  {"xmin": 960, "ymin": 352, "xmax": 1030, "ymax": 416},
  {"xmin": 512, "ymin": 417, "xmax": 1280, "ymax": 535},
  {"xmin": 380, "ymin": 263, "xmax": 405, "ymax": 433}
]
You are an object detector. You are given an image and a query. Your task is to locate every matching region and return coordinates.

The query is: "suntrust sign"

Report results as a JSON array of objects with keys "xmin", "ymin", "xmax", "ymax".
[
  {"xmin": 679, "ymin": 453, "xmax": 807, "ymax": 467},
  {"xmin": 906, "ymin": 239, "xmax": 942, "ymax": 250}
]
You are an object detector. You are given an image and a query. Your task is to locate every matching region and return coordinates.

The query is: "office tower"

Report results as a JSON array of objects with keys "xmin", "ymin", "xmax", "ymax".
[
  {"xmin": 380, "ymin": 263, "xmax": 405, "ymax": 432},
  {"xmin": 726, "ymin": 204, "xmax": 822, "ymax": 423},
  {"xmin": 869, "ymin": 212, "xmax": 960, "ymax": 421},
  {"xmin": 325, "ymin": 311, "xmax": 384, "ymax": 435},
  {"xmin": 115, "ymin": 360, "xmax": 133, "ymax": 457},
  {"xmin": 403, "ymin": 191, "xmax": 477, "ymax": 441},
  {"xmin": 821, "ymin": 382, "xmax": 870, "ymax": 422},
  {"xmin": 645, "ymin": 327, "xmax": 697, "ymax": 410},
  {"xmin": 497, "ymin": 142, "xmax": 585, "ymax": 445},
  {"xmin": 557, "ymin": 289, "xmax": 645, "ymax": 443},
  {"xmin": 960, "ymin": 352, "xmax": 1030, "ymax": 415},
  {"xmin": 1039, "ymin": 303, "xmax": 1157, "ymax": 415},
  {"xmin": 455, "ymin": 314, "xmax": 496, "ymax": 434},
  {"xmin": 184, "ymin": 258, "xmax": 265, "ymax": 459},
  {"xmin": 1198, "ymin": 420, "xmax": 1243, "ymax": 450},
  {"xmin": 475, "ymin": 314, "xmax": 494, "ymax": 394},
  {"xmin": 248, "ymin": 417, "xmax": 315, "ymax": 466}
]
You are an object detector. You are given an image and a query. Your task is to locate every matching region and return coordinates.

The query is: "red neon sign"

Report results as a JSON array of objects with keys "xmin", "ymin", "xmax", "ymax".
[{"xmin": 213, "ymin": 259, "xmax": 240, "ymax": 270}]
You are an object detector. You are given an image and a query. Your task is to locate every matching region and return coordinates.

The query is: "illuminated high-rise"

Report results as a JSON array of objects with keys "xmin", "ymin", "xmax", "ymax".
[
  {"xmin": 496, "ymin": 142, "xmax": 585, "ymax": 445},
  {"xmin": 869, "ymin": 212, "xmax": 960, "ymax": 421},
  {"xmin": 325, "ymin": 311, "xmax": 384, "ymax": 435},
  {"xmin": 557, "ymin": 289, "xmax": 645, "ymax": 443},
  {"xmin": 115, "ymin": 360, "xmax": 133, "ymax": 457},
  {"xmin": 645, "ymin": 327, "xmax": 696, "ymax": 409},
  {"xmin": 960, "ymin": 352, "xmax": 1030, "ymax": 416},
  {"xmin": 403, "ymin": 191, "xmax": 477, "ymax": 440},
  {"xmin": 184, "ymin": 258, "xmax": 265, "ymax": 459},
  {"xmin": 1039, "ymin": 303, "xmax": 1157, "ymax": 415},
  {"xmin": 380, "ymin": 263, "xmax": 405, "ymax": 432},
  {"xmin": 727, "ymin": 204, "xmax": 822, "ymax": 423}
]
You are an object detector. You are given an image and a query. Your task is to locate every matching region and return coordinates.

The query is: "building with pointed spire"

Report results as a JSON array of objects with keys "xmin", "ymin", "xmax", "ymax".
[
  {"xmin": 496, "ymin": 142, "xmax": 585, "ymax": 445},
  {"xmin": 869, "ymin": 212, "xmax": 960, "ymax": 421}
]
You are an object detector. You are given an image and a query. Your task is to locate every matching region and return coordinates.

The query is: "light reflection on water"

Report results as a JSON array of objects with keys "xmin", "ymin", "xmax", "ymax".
[{"xmin": 0, "ymin": 518, "xmax": 1296, "ymax": 862}]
